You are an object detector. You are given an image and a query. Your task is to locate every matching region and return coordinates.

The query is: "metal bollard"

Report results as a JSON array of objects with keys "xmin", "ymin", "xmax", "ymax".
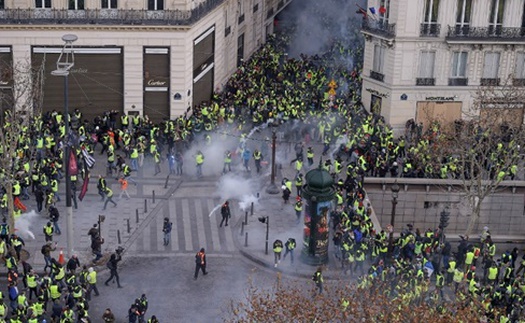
[
  {"xmin": 144, "ymin": 199, "xmax": 148, "ymax": 213},
  {"xmin": 117, "ymin": 230, "xmax": 121, "ymax": 244},
  {"xmin": 244, "ymin": 232, "xmax": 248, "ymax": 247},
  {"xmin": 127, "ymin": 219, "xmax": 131, "ymax": 233},
  {"xmin": 245, "ymin": 211, "xmax": 248, "ymax": 225},
  {"xmin": 250, "ymin": 201, "xmax": 254, "ymax": 215},
  {"xmin": 240, "ymin": 222, "xmax": 245, "ymax": 236},
  {"xmin": 136, "ymin": 209, "xmax": 139, "ymax": 223},
  {"xmin": 164, "ymin": 175, "xmax": 170, "ymax": 189},
  {"xmin": 153, "ymin": 190, "xmax": 156, "ymax": 204}
]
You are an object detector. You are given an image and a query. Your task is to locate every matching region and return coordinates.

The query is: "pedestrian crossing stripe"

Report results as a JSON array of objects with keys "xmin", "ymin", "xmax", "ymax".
[{"xmin": 128, "ymin": 197, "xmax": 236, "ymax": 254}]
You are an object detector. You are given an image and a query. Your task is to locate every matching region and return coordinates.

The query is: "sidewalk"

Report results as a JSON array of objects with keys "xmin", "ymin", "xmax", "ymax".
[{"xmin": 16, "ymin": 161, "xmax": 178, "ymax": 273}]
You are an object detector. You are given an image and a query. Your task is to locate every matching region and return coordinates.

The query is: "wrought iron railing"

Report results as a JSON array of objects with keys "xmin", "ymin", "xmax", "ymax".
[
  {"xmin": 420, "ymin": 23, "xmax": 441, "ymax": 37},
  {"xmin": 480, "ymin": 78, "xmax": 500, "ymax": 86},
  {"xmin": 0, "ymin": 0, "xmax": 226, "ymax": 25},
  {"xmin": 513, "ymin": 78, "xmax": 525, "ymax": 87},
  {"xmin": 361, "ymin": 19, "xmax": 396, "ymax": 39},
  {"xmin": 446, "ymin": 25, "xmax": 525, "ymax": 40},
  {"xmin": 416, "ymin": 78, "xmax": 435, "ymax": 86},
  {"xmin": 448, "ymin": 78, "xmax": 468, "ymax": 86},
  {"xmin": 370, "ymin": 70, "xmax": 385, "ymax": 82}
]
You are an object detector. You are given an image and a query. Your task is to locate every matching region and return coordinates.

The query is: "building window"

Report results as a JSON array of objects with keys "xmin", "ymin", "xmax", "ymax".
[
  {"xmin": 371, "ymin": 45, "xmax": 386, "ymax": 82},
  {"xmin": 451, "ymin": 51, "xmax": 468, "ymax": 78},
  {"xmin": 422, "ymin": 0, "xmax": 440, "ymax": 36},
  {"xmin": 148, "ymin": 0, "xmax": 163, "ymax": 10},
  {"xmin": 482, "ymin": 52, "xmax": 500, "ymax": 78},
  {"xmin": 101, "ymin": 0, "xmax": 117, "ymax": 9},
  {"xmin": 423, "ymin": 0, "xmax": 440, "ymax": 23},
  {"xmin": 0, "ymin": 0, "xmax": 4, "ymax": 9},
  {"xmin": 238, "ymin": 0, "xmax": 245, "ymax": 26},
  {"xmin": 69, "ymin": 0, "xmax": 85, "ymax": 9},
  {"xmin": 373, "ymin": 45, "xmax": 385, "ymax": 74},
  {"xmin": 237, "ymin": 33, "xmax": 245, "ymax": 67},
  {"xmin": 371, "ymin": 95, "xmax": 382, "ymax": 115},
  {"xmin": 489, "ymin": 0, "xmax": 505, "ymax": 35},
  {"xmin": 379, "ymin": 0, "xmax": 390, "ymax": 25},
  {"xmin": 455, "ymin": 0, "xmax": 472, "ymax": 34},
  {"xmin": 514, "ymin": 53, "xmax": 525, "ymax": 86},
  {"xmin": 417, "ymin": 51, "xmax": 436, "ymax": 85},
  {"xmin": 35, "ymin": 0, "xmax": 52, "ymax": 8}
]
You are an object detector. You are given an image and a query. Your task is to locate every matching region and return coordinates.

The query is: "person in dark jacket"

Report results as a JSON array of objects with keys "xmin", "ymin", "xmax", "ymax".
[
  {"xmin": 104, "ymin": 253, "xmax": 122, "ymax": 288},
  {"xmin": 219, "ymin": 201, "xmax": 231, "ymax": 227}
]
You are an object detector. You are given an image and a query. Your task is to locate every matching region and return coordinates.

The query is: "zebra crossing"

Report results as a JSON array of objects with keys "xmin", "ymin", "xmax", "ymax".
[{"xmin": 127, "ymin": 196, "xmax": 237, "ymax": 255}]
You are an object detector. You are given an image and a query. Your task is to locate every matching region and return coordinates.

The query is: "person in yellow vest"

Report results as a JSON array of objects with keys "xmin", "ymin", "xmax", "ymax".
[
  {"xmin": 43, "ymin": 222, "xmax": 54, "ymax": 242},
  {"xmin": 10, "ymin": 235, "xmax": 25, "ymax": 262},
  {"xmin": 49, "ymin": 280, "xmax": 62, "ymax": 303},
  {"xmin": 195, "ymin": 151, "xmax": 204, "ymax": 178},
  {"xmin": 60, "ymin": 305, "xmax": 75, "ymax": 322},
  {"xmin": 0, "ymin": 299, "xmax": 6, "ymax": 321},
  {"xmin": 253, "ymin": 149, "xmax": 262, "ymax": 174},
  {"xmin": 86, "ymin": 267, "xmax": 99, "ymax": 301},
  {"xmin": 223, "ymin": 150, "xmax": 232, "ymax": 174},
  {"xmin": 273, "ymin": 239, "xmax": 283, "ymax": 268},
  {"xmin": 153, "ymin": 150, "xmax": 161, "ymax": 176},
  {"xmin": 294, "ymin": 197, "xmax": 303, "ymax": 224},
  {"xmin": 312, "ymin": 267, "xmax": 324, "ymax": 294},
  {"xmin": 103, "ymin": 187, "xmax": 117, "ymax": 210},
  {"xmin": 294, "ymin": 173, "xmax": 303, "ymax": 197},
  {"xmin": 306, "ymin": 147, "xmax": 314, "ymax": 166},
  {"xmin": 26, "ymin": 269, "xmax": 39, "ymax": 300}
]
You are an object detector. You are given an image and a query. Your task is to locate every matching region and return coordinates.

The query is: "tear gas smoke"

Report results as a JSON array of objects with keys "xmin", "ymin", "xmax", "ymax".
[{"xmin": 15, "ymin": 210, "xmax": 37, "ymax": 240}]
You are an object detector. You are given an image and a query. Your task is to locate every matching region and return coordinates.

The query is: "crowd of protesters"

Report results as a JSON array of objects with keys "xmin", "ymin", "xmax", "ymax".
[{"xmin": 0, "ymin": 6, "xmax": 523, "ymax": 321}]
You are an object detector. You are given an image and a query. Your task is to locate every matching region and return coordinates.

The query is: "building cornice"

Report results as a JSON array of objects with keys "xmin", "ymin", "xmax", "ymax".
[{"xmin": 0, "ymin": 24, "xmax": 191, "ymax": 32}]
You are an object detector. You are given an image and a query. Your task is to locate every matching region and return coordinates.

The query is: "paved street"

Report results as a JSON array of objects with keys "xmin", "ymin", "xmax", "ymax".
[{"xmin": 89, "ymin": 254, "xmax": 281, "ymax": 322}]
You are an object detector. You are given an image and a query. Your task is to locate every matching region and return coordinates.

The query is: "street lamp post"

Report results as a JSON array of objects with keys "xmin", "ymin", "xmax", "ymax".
[
  {"xmin": 389, "ymin": 182, "xmax": 400, "ymax": 257},
  {"xmin": 51, "ymin": 34, "xmax": 78, "ymax": 258},
  {"xmin": 265, "ymin": 129, "xmax": 280, "ymax": 194}
]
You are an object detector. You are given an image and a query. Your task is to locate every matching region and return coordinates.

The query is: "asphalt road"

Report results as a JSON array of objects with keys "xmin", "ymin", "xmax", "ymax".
[{"xmin": 88, "ymin": 253, "xmax": 281, "ymax": 323}]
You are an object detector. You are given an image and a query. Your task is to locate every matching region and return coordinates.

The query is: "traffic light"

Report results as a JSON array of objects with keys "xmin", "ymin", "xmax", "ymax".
[
  {"xmin": 439, "ymin": 209, "xmax": 450, "ymax": 229},
  {"xmin": 258, "ymin": 216, "xmax": 266, "ymax": 224}
]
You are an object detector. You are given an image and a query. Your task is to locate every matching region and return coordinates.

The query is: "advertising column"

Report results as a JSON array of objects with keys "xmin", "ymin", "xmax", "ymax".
[{"xmin": 301, "ymin": 166, "xmax": 335, "ymax": 265}]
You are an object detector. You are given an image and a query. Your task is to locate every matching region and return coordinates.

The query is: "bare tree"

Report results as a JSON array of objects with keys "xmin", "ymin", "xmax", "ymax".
[
  {"xmin": 432, "ymin": 76, "xmax": 525, "ymax": 235},
  {"xmin": 0, "ymin": 58, "xmax": 45, "ymax": 233},
  {"xmin": 226, "ymin": 275, "xmax": 497, "ymax": 322}
]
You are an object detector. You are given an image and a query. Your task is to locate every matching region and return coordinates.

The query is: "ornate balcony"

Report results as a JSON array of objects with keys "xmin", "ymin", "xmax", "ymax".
[
  {"xmin": 361, "ymin": 19, "xmax": 396, "ymax": 40},
  {"xmin": 446, "ymin": 25, "xmax": 525, "ymax": 42},
  {"xmin": 416, "ymin": 78, "xmax": 435, "ymax": 86},
  {"xmin": 448, "ymin": 78, "xmax": 468, "ymax": 86},
  {"xmin": 480, "ymin": 78, "xmax": 500, "ymax": 86},
  {"xmin": 370, "ymin": 70, "xmax": 385, "ymax": 82},
  {"xmin": 0, "ymin": 0, "xmax": 225, "ymax": 25},
  {"xmin": 420, "ymin": 23, "xmax": 441, "ymax": 37}
]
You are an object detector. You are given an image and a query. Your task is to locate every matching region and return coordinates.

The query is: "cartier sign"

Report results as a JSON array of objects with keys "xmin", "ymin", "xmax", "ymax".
[{"xmin": 147, "ymin": 79, "xmax": 167, "ymax": 86}]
